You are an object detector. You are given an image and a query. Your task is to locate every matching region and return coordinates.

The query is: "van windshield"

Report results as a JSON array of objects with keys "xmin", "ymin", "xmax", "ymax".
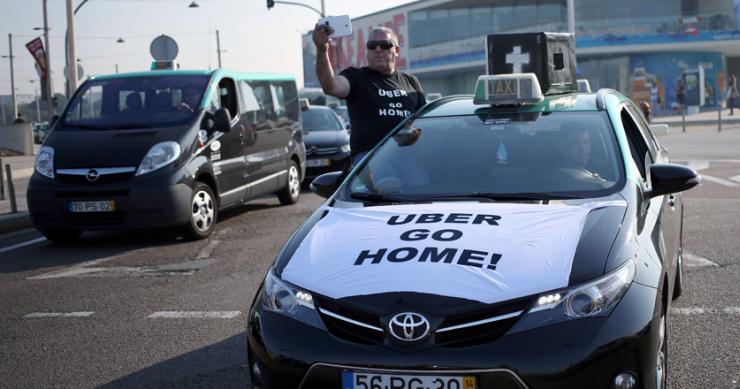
[{"xmin": 60, "ymin": 75, "xmax": 210, "ymax": 130}]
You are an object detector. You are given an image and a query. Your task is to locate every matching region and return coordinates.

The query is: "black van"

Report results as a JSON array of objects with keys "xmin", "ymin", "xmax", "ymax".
[{"xmin": 27, "ymin": 70, "xmax": 305, "ymax": 243}]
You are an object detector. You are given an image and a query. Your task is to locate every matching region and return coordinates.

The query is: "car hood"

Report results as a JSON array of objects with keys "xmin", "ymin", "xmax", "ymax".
[
  {"xmin": 281, "ymin": 201, "xmax": 627, "ymax": 308},
  {"xmin": 45, "ymin": 126, "xmax": 189, "ymax": 169},
  {"xmin": 303, "ymin": 130, "xmax": 349, "ymax": 149}
]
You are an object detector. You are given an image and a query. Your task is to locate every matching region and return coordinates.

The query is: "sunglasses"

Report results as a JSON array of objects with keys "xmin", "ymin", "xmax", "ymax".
[{"xmin": 366, "ymin": 40, "xmax": 395, "ymax": 50}]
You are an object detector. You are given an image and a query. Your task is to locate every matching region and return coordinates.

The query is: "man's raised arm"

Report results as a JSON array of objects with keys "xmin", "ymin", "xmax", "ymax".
[{"xmin": 313, "ymin": 24, "xmax": 350, "ymax": 99}]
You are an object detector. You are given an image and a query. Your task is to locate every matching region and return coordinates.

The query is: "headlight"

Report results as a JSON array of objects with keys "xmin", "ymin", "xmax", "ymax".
[
  {"xmin": 340, "ymin": 144, "xmax": 351, "ymax": 153},
  {"xmin": 562, "ymin": 259, "xmax": 635, "ymax": 317},
  {"xmin": 260, "ymin": 269, "xmax": 325, "ymax": 330},
  {"xmin": 136, "ymin": 141, "xmax": 181, "ymax": 176},
  {"xmin": 35, "ymin": 146, "xmax": 55, "ymax": 179},
  {"xmin": 511, "ymin": 260, "xmax": 636, "ymax": 334}
]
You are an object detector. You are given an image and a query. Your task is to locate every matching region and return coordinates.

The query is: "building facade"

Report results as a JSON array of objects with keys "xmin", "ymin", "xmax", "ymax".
[{"xmin": 302, "ymin": 0, "xmax": 740, "ymax": 115}]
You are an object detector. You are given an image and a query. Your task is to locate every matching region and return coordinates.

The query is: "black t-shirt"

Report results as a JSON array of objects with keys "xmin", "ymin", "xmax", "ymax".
[{"xmin": 339, "ymin": 66, "xmax": 426, "ymax": 154}]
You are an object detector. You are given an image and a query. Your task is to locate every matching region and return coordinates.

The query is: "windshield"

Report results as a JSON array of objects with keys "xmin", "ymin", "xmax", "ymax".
[
  {"xmin": 60, "ymin": 75, "xmax": 210, "ymax": 130},
  {"xmin": 302, "ymin": 108, "xmax": 343, "ymax": 132},
  {"xmin": 346, "ymin": 111, "xmax": 624, "ymax": 201}
]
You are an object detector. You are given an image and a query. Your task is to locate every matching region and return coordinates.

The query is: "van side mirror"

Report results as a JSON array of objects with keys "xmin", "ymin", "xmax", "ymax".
[
  {"xmin": 213, "ymin": 108, "xmax": 232, "ymax": 132},
  {"xmin": 647, "ymin": 163, "xmax": 701, "ymax": 198},
  {"xmin": 310, "ymin": 171, "xmax": 344, "ymax": 199}
]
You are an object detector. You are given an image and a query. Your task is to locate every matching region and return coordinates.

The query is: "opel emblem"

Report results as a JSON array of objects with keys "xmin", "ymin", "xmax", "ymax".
[
  {"xmin": 388, "ymin": 312, "xmax": 430, "ymax": 342},
  {"xmin": 86, "ymin": 169, "xmax": 99, "ymax": 182}
]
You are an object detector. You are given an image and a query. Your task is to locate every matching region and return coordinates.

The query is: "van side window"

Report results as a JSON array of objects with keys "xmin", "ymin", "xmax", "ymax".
[
  {"xmin": 217, "ymin": 78, "xmax": 238, "ymax": 119},
  {"xmin": 272, "ymin": 80, "xmax": 299, "ymax": 123},
  {"xmin": 250, "ymin": 81, "xmax": 276, "ymax": 128},
  {"xmin": 239, "ymin": 80, "xmax": 265, "ymax": 125},
  {"xmin": 119, "ymin": 90, "xmax": 145, "ymax": 112},
  {"xmin": 271, "ymin": 84, "xmax": 287, "ymax": 123}
]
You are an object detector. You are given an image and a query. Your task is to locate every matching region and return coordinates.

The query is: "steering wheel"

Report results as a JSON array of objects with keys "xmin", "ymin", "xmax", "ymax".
[{"xmin": 556, "ymin": 167, "xmax": 611, "ymax": 188}]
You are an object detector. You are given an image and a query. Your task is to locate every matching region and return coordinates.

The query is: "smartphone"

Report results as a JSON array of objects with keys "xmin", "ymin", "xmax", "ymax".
[{"xmin": 318, "ymin": 15, "xmax": 353, "ymax": 38}]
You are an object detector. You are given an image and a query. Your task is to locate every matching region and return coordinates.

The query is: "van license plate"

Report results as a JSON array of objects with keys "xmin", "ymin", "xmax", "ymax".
[
  {"xmin": 69, "ymin": 200, "xmax": 116, "ymax": 213},
  {"xmin": 306, "ymin": 158, "xmax": 330, "ymax": 167},
  {"xmin": 342, "ymin": 371, "xmax": 476, "ymax": 389}
]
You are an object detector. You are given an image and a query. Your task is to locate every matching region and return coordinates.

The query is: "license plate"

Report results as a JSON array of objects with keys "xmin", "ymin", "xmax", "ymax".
[
  {"xmin": 342, "ymin": 371, "xmax": 476, "ymax": 389},
  {"xmin": 68, "ymin": 200, "xmax": 116, "ymax": 213},
  {"xmin": 306, "ymin": 158, "xmax": 330, "ymax": 167}
]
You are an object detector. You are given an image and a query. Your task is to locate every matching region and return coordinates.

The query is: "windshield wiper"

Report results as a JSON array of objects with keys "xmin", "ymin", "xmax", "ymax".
[
  {"xmin": 424, "ymin": 192, "xmax": 585, "ymax": 201},
  {"xmin": 350, "ymin": 192, "xmax": 416, "ymax": 203}
]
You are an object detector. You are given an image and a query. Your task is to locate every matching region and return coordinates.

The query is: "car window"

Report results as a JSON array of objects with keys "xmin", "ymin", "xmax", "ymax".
[
  {"xmin": 620, "ymin": 107, "xmax": 653, "ymax": 182},
  {"xmin": 239, "ymin": 80, "xmax": 265, "ymax": 126},
  {"xmin": 302, "ymin": 109, "xmax": 343, "ymax": 132},
  {"xmin": 626, "ymin": 104, "xmax": 660, "ymax": 156},
  {"xmin": 346, "ymin": 111, "xmax": 624, "ymax": 198},
  {"xmin": 250, "ymin": 81, "xmax": 276, "ymax": 128}
]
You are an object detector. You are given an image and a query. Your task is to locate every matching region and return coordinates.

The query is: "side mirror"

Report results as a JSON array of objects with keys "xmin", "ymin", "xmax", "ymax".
[
  {"xmin": 310, "ymin": 171, "xmax": 344, "ymax": 199},
  {"xmin": 213, "ymin": 108, "xmax": 232, "ymax": 132},
  {"xmin": 50, "ymin": 115, "xmax": 60, "ymax": 128},
  {"xmin": 647, "ymin": 163, "xmax": 701, "ymax": 198}
]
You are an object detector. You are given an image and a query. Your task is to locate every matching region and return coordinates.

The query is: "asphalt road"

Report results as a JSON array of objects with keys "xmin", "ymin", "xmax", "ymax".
[{"xmin": 0, "ymin": 125, "xmax": 738, "ymax": 388}]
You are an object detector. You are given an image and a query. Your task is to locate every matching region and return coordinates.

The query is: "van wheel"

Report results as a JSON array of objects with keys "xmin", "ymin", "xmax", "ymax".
[
  {"xmin": 42, "ymin": 229, "xmax": 82, "ymax": 244},
  {"xmin": 183, "ymin": 182, "xmax": 217, "ymax": 241},
  {"xmin": 277, "ymin": 161, "xmax": 300, "ymax": 205}
]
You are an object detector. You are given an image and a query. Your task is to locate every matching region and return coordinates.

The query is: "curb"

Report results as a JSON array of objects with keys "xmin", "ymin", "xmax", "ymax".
[
  {"xmin": 658, "ymin": 120, "xmax": 740, "ymax": 127},
  {"xmin": 0, "ymin": 212, "xmax": 33, "ymax": 235}
]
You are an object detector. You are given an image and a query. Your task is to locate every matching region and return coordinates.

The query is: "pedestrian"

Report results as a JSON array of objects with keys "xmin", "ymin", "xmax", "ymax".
[
  {"xmin": 312, "ymin": 24, "xmax": 426, "ymax": 165},
  {"xmin": 676, "ymin": 79, "xmax": 686, "ymax": 114},
  {"xmin": 639, "ymin": 100, "xmax": 652, "ymax": 123},
  {"xmin": 726, "ymin": 74, "xmax": 738, "ymax": 116},
  {"xmin": 13, "ymin": 112, "xmax": 25, "ymax": 123}
]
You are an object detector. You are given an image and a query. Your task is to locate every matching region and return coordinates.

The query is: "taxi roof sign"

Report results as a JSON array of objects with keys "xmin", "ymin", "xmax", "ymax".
[
  {"xmin": 486, "ymin": 32, "xmax": 578, "ymax": 95},
  {"xmin": 473, "ymin": 73, "xmax": 544, "ymax": 105}
]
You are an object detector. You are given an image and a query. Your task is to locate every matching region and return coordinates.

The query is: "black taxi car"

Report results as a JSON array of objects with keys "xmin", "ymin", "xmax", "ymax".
[{"xmin": 246, "ymin": 34, "xmax": 700, "ymax": 389}]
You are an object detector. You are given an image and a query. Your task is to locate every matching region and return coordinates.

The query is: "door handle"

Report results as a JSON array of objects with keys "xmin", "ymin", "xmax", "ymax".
[{"xmin": 668, "ymin": 194, "xmax": 676, "ymax": 207}]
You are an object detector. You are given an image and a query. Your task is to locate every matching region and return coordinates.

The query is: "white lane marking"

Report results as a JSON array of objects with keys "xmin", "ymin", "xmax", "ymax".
[
  {"xmin": 730, "ymin": 175, "xmax": 740, "ymax": 183},
  {"xmin": 683, "ymin": 253, "xmax": 720, "ymax": 268},
  {"xmin": 687, "ymin": 160, "xmax": 710, "ymax": 172},
  {"xmin": 147, "ymin": 311, "xmax": 241, "ymax": 319},
  {"xmin": 671, "ymin": 307, "xmax": 740, "ymax": 315},
  {"xmin": 27, "ymin": 259, "xmax": 215, "ymax": 280},
  {"xmin": 24, "ymin": 311, "xmax": 95, "ymax": 318},
  {"xmin": 0, "ymin": 237, "xmax": 47, "ymax": 255},
  {"xmin": 195, "ymin": 239, "xmax": 220, "ymax": 260},
  {"xmin": 699, "ymin": 174, "xmax": 739, "ymax": 188}
]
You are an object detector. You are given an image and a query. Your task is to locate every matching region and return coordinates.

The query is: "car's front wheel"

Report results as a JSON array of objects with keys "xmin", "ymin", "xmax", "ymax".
[
  {"xmin": 182, "ymin": 182, "xmax": 217, "ymax": 240},
  {"xmin": 276, "ymin": 160, "xmax": 300, "ymax": 205},
  {"xmin": 655, "ymin": 306, "xmax": 668, "ymax": 389}
]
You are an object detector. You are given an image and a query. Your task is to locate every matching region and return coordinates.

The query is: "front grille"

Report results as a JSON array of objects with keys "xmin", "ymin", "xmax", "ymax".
[
  {"xmin": 314, "ymin": 297, "xmax": 384, "ymax": 345},
  {"xmin": 314, "ymin": 295, "xmax": 532, "ymax": 348},
  {"xmin": 435, "ymin": 297, "xmax": 531, "ymax": 347},
  {"xmin": 56, "ymin": 172, "xmax": 134, "ymax": 185},
  {"xmin": 306, "ymin": 146, "xmax": 340, "ymax": 156}
]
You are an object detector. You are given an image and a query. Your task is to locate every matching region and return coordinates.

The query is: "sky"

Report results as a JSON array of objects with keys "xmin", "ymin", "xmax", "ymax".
[{"xmin": 0, "ymin": 0, "xmax": 418, "ymax": 96}]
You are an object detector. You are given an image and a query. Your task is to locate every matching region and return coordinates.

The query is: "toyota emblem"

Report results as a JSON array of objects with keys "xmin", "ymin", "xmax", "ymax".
[
  {"xmin": 388, "ymin": 312, "xmax": 430, "ymax": 342},
  {"xmin": 86, "ymin": 169, "xmax": 99, "ymax": 182}
]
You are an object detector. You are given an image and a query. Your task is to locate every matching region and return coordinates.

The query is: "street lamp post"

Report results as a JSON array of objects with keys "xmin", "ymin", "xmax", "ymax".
[
  {"xmin": 42, "ymin": 0, "xmax": 54, "ymax": 120},
  {"xmin": 66, "ymin": 0, "xmax": 78, "ymax": 94},
  {"xmin": 567, "ymin": 0, "xmax": 575, "ymax": 34},
  {"xmin": 2, "ymin": 33, "xmax": 18, "ymax": 121}
]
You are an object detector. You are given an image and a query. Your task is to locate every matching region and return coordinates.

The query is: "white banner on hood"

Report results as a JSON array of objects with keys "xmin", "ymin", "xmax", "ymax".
[{"xmin": 282, "ymin": 202, "xmax": 612, "ymax": 304}]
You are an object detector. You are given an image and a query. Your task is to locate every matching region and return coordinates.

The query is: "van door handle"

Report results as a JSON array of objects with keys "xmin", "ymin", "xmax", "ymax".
[{"xmin": 668, "ymin": 194, "xmax": 676, "ymax": 207}]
